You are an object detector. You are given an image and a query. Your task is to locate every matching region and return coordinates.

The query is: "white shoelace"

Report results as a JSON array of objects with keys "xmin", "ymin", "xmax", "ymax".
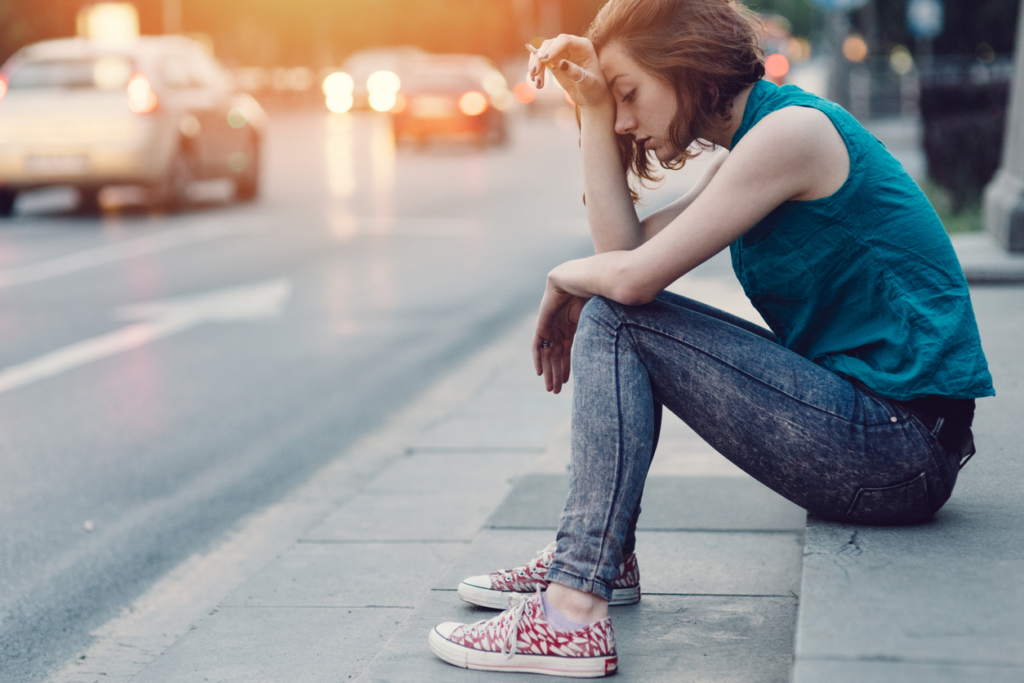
[
  {"xmin": 464, "ymin": 589, "xmax": 536, "ymax": 659},
  {"xmin": 496, "ymin": 541, "xmax": 556, "ymax": 583}
]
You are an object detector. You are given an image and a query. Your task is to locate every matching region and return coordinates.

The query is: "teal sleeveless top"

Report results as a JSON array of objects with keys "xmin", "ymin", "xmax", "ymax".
[{"xmin": 729, "ymin": 80, "xmax": 994, "ymax": 401}]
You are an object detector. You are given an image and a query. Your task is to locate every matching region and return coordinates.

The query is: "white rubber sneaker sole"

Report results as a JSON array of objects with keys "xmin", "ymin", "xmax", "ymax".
[
  {"xmin": 457, "ymin": 578, "xmax": 640, "ymax": 610},
  {"xmin": 429, "ymin": 626, "xmax": 618, "ymax": 678}
]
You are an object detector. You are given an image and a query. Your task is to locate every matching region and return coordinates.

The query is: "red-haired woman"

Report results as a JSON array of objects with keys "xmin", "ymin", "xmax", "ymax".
[{"xmin": 429, "ymin": 0, "xmax": 993, "ymax": 676}]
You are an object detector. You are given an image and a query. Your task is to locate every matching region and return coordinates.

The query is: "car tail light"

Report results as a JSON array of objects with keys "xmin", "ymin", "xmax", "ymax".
[
  {"xmin": 458, "ymin": 91, "xmax": 488, "ymax": 116},
  {"xmin": 127, "ymin": 72, "xmax": 158, "ymax": 113},
  {"xmin": 0, "ymin": 76, "xmax": 8, "ymax": 108}
]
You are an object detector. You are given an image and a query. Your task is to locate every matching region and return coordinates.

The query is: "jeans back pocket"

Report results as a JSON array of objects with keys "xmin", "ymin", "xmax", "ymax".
[{"xmin": 846, "ymin": 472, "xmax": 932, "ymax": 525}]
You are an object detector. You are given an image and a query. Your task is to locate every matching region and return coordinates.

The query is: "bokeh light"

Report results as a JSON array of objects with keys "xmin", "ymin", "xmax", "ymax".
[
  {"xmin": 326, "ymin": 94, "xmax": 354, "ymax": 113},
  {"xmin": 843, "ymin": 35, "xmax": 869, "ymax": 63},
  {"xmin": 513, "ymin": 81, "xmax": 536, "ymax": 104},
  {"xmin": 322, "ymin": 72, "xmax": 354, "ymax": 97},
  {"xmin": 787, "ymin": 38, "xmax": 812, "ymax": 62},
  {"xmin": 765, "ymin": 54, "xmax": 790, "ymax": 79},
  {"xmin": 368, "ymin": 90, "xmax": 397, "ymax": 112},
  {"xmin": 227, "ymin": 108, "xmax": 247, "ymax": 128},
  {"xmin": 367, "ymin": 70, "xmax": 401, "ymax": 95},
  {"xmin": 76, "ymin": 3, "xmax": 139, "ymax": 43},
  {"xmin": 889, "ymin": 45, "xmax": 914, "ymax": 75},
  {"xmin": 126, "ymin": 73, "xmax": 158, "ymax": 113},
  {"xmin": 323, "ymin": 71, "xmax": 355, "ymax": 113},
  {"xmin": 458, "ymin": 91, "xmax": 488, "ymax": 116}
]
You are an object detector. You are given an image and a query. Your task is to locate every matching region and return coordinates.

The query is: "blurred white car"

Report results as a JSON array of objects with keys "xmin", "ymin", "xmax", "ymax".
[
  {"xmin": 340, "ymin": 46, "xmax": 425, "ymax": 111},
  {"xmin": 0, "ymin": 35, "xmax": 267, "ymax": 215}
]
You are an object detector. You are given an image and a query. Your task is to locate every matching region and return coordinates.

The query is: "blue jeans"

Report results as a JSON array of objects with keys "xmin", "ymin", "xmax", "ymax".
[{"xmin": 546, "ymin": 292, "xmax": 962, "ymax": 601}]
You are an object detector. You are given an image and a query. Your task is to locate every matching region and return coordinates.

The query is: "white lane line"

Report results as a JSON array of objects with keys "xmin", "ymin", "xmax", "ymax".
[
  {"xmin": 0, "ymin": 278, "xmax": 291, "ymax": 396},
  {"xmin": 0, "ymin": 222, "xmax": 247, "ymax": 290}
]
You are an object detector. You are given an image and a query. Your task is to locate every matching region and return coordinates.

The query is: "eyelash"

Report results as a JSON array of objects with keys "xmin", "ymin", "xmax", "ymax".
[{"xmin": 622, "ymin": 90, "xmax": 635, "ymax": 104}]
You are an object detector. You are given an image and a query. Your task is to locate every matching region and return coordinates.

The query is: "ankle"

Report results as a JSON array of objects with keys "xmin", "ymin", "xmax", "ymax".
[{"xmin": 546, "ymin": 582, "xmax": 609, "ymax": 623}]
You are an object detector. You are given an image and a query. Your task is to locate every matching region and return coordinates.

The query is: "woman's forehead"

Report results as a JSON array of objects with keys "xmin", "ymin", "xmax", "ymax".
[{"xmin": 598, "ymin": 42, "xmax": 639, "ymax": 85}]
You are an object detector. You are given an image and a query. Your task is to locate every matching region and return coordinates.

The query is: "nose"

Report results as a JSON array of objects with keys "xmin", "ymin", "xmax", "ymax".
[{"xmin": 614, "ymin": 105, "xmax": 635, "ymax": 137}]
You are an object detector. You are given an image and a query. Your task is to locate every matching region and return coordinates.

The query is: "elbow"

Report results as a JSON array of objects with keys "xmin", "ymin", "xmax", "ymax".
[
  {"xmin": 614, "ymin": 285, "xmax": 658, "ymax": 307},
  {"xmin": 608, "ymin": 261, "xmax": 658, "ymax": 307}
]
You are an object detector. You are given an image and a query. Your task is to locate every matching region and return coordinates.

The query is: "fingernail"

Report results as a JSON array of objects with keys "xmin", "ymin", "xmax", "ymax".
[
  {"xmin": 560, "ymin": 61, "xmax": 568, "ymax": 71},
  {"xmin": 541, "ymin": 53, "xmax": 549, "ymax": 60},
  {"xmin": 530, "ymin": 66, "xmax": 537, "ymax": 75}
]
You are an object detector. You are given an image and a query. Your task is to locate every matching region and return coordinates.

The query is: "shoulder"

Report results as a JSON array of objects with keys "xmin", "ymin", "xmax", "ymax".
[
  {"xmin": 739, "ymin": 105, "xmax": 842, "ymax": 157},
  {"xmin": 729, "ymin": 105, "xmax": 849, "ymax": 201}
]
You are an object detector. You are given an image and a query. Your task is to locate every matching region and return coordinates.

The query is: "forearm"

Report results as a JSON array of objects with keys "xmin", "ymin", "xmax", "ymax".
[
  {"xmin": 548, "ymin": 250, "xmax": 653, "ymax": 306},
  {"xmin": 580, "ymin": 107, "xmax": 644, "ymax": 253}
]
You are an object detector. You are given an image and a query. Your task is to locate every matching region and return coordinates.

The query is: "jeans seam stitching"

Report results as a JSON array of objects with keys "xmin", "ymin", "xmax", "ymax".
[
  {"xmin": 907, "ymin": 412, "xmax": 953, "ymax": 502},
  {"xmin": 588, "ymin": 330, "xmax": 624, "ymax": 588}
]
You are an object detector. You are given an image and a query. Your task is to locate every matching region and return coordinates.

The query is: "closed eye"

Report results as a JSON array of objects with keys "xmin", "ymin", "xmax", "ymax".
[{"xmin": 621, "ymin": 89, "xmax": 636, "ymax": 104}]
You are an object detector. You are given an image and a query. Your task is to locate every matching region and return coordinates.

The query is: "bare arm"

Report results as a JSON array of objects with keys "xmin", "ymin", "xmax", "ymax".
[
  {"xmin": 551, "ymin": 106, "xmax": 850, "ymax": 305},
  {"xmin": 530, "ymin": 35, "xmax": 642, "ymax": 253}
]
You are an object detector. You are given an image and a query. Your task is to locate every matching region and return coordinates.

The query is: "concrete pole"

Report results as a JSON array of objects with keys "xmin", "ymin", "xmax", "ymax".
[
  {"xmin": 827, "ymin": 11, "xmax": 851, "ymax": 110},
  {"xmin": 983, "ymin": 0, "xmax": 1024, "ymax": 252}
]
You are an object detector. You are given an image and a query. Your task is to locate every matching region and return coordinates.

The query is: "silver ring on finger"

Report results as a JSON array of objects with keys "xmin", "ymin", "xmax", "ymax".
[
  {"xmin": 540, "ymin": 340, "xmax": 553, "ymax": 349},
  {"xmin": 572, "ymin": 69, "xmax": 587, "ymax": 83}
]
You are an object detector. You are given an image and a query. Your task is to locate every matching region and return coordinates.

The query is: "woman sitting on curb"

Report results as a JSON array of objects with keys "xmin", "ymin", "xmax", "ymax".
[{"xmin": 429, "ymin": 0, "xmax": 993, "ymax": 676}]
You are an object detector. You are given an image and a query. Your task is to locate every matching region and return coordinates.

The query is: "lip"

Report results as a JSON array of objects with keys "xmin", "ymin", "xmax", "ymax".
[{"xmin": 636, "ymin": 137, "xmax": 651, "ymax": 150}]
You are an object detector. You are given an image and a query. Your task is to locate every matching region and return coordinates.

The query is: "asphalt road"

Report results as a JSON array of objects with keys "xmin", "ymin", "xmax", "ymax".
[{"xmin": 0, "ymin": 107, "xmax": 649, "ymax": 681}]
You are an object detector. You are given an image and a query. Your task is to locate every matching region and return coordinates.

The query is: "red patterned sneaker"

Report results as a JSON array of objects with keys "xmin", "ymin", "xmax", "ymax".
[
  {"xmin": 458, "ymin": 542, "xmax": 641, "ymax": 609},
  {"xmin": 429, "ymin": 590, "xmax": 618, "ymax": 677}
]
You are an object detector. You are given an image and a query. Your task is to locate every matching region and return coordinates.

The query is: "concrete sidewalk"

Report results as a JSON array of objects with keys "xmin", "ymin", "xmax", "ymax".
[{"xmin": 50, "ymin": 248, "xmax": 1023, "ymax": 683}]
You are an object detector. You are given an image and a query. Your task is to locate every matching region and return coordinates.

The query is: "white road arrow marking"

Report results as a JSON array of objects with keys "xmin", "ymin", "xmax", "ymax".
[
  {"xmin": 0, "ymin": 278, "xmax": 291, "ymax": 396},
  {"xmin": 0, "ymin": 221, "xmax": 249, "ymax": 291}
]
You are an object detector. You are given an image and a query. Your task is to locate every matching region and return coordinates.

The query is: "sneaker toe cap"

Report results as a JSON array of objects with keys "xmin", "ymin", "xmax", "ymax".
[
  {"xmin": 460, "ymin": 574, "xmax": 494, "ymax": 590},
  {"xmin": 434, "ymin": 621, "xmax": 465, "ymax": 639}
]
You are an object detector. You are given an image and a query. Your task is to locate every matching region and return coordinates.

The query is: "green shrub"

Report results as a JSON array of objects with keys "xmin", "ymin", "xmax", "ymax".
[{"xmin": 919, "ymin": 76, "xmax": 1008, "ymax": 213}]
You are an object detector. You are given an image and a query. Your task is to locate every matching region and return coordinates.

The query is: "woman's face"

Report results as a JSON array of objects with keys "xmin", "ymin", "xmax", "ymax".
[{"xmin": 598, "ymin": 41, "xmax": 684, "ymax": 163}]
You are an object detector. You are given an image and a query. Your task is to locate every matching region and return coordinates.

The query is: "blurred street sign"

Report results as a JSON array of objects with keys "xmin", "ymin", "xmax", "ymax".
[
  {"xmin": 907, "ymin": 0, "xmax": 944, "ymax": 39},
  {"xmin": 808, "ymin": 0, "xmax": 870, "ymax": 13}
]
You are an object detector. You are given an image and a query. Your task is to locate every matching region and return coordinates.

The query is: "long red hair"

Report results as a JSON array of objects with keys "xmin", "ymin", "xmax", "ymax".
[{"xmin": 586, "ymin": 0, "xmax": 765, "ymax": 201}]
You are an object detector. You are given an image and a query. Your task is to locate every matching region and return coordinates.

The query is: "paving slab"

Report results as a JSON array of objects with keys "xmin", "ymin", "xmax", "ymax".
[
  {"xmin": 362, "ymin": 452, "xmax": 540, "ymax": 494},
  {"xmin": 302, "ymin": 452, "xmax": 535, "ymax": 541},
  {"xmin": 792, "ymin": 659, "xmax": 1024, "ymax": 683},
  {"xmin": 795, "ymin": 515, "xmax": 1024, "ymax": 666},
  {"xmin": 410, "ymin": 415, "xmax": 555, "ymax": 452},
  {"xmin": 951, "ymin": 232, "xmax": 1024, "ymax": 283},
  {"xmin": 222, "ymin": 541, "xmax": 466, "ymax": 608},
  {"xmin": 486, "ymin": 474, "xmax": 806, "ymax": 531},
  {"xmin": 434, "ymin": 528, "xmax": 803, "ymax": 597},
  {"xmin": 129, "ymin": 606, "xmax": 409, "ymax": 683},
  {"xmin": 792, "ymin": 285, "xmax": 1024, "ymax": 680},
  {"xmin": 360, "ymin": 590, "xmax": 797, "ymax": 682}
]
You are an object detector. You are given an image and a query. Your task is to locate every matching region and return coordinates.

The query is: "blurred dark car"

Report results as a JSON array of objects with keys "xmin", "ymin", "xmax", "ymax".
[
  {"xmin": 0, "ymin": 35, "xmax": 267, "ymax": 215},
  {"xmin": 391, "ymin": 55, "xmax": 511, "ymax": 146}
]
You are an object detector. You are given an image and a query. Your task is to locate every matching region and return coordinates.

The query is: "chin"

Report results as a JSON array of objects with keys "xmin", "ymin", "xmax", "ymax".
[{"xmin": 654, "ymin": 148, "xmax": 677, "ymax": 163}]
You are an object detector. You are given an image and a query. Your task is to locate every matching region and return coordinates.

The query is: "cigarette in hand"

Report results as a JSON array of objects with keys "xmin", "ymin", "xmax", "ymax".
[{"xmin": 525, "ymin": 44, "xmax": 587, "ymax": 83}]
